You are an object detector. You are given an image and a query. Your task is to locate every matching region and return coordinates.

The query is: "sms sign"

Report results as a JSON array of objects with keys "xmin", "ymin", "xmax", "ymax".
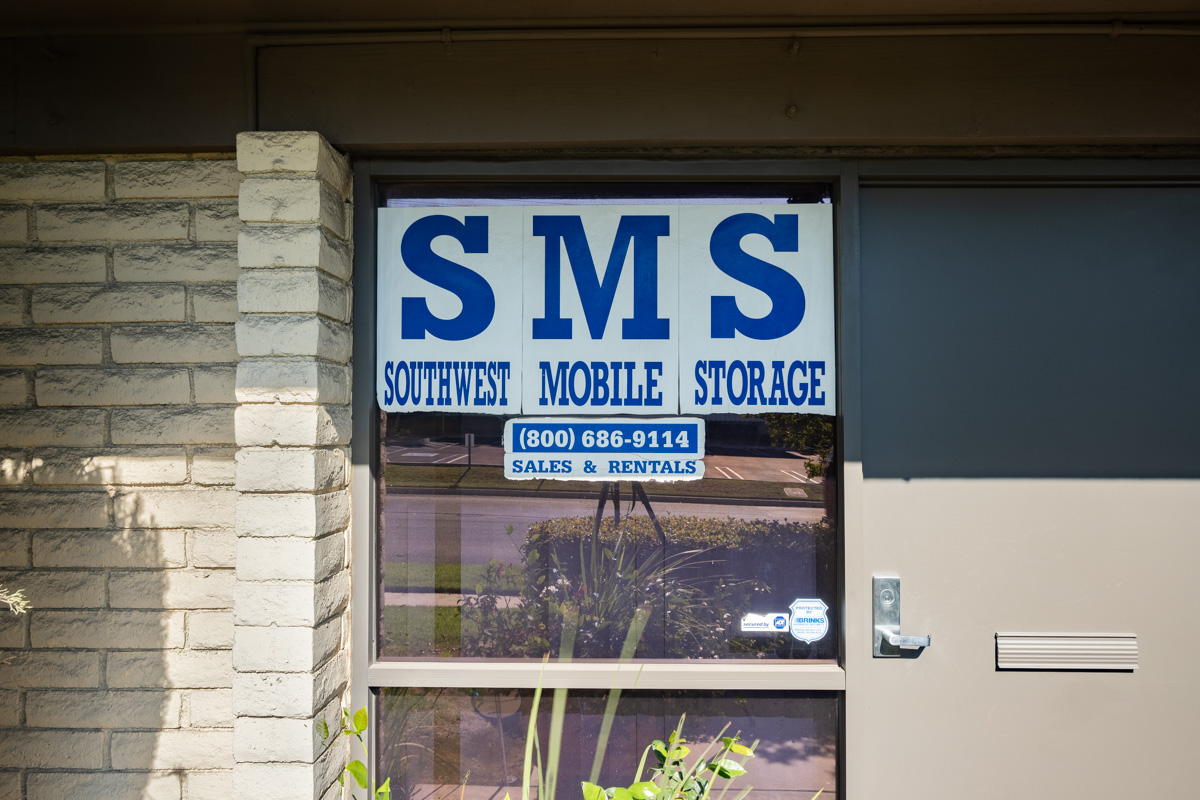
[{"xmin": 377, "ymin": 204, "xmax": 834, "ymax": 415}]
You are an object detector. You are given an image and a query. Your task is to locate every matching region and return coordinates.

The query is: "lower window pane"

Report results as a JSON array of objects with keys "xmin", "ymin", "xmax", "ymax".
[{"xmin": 376, "ymin": 689, "xmax": 838, "ymax": 800}]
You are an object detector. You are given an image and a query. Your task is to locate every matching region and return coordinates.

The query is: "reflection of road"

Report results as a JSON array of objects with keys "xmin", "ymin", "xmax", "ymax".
[
  {"xmin": 384, "ymin": 492, "xmax": 824, "ymax": 567},
  {"xmin": 387, "ymin": 439, "xmax": 818, "ymax": 482}
]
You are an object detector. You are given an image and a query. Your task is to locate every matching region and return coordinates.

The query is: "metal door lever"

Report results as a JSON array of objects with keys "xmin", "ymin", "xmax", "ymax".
[
  {"xmin": 873, "ymin": 576, "xmax": 931, "ymax": 657},
  {"xmin": 876, "ymin": 628, "xmax": 931, "ymax": 648}
]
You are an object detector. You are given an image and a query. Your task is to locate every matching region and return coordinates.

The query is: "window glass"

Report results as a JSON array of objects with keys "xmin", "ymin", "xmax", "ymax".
[
  {"xmin": 377, "ymin": 410, "xmax": 836, "ymax": 661},
  {"xmin": 375, "ymin": 688, "xmax": 838, "ymax": 800}
]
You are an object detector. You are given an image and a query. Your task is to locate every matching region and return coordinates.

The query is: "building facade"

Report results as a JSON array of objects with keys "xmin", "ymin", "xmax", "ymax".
[{"xmin": 1, "ymin": 4, "xmax": 1199, "ymax": 800}]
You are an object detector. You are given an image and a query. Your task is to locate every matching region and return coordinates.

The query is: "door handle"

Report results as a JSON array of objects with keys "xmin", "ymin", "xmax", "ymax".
[{"xmin": 873, "ymin": 575, "xmax": 931, "ymax": 657}]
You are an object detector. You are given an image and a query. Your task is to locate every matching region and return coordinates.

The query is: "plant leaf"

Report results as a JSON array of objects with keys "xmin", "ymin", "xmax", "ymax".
[
  {"xmin": 353, "ymin": 708, "xmax": 369, "ymax": 734},
  {"xmin": 317, "ymin": 718, "xmax": 329, "ymax": 742},
  {"xmin": 611, "ymin": 788, "xmax": 633, "ymax": 800},
  {"xmin": 728, "ymin": 744, "xmax": 754, "ymax": 757},
  {"xmin": 346, "ymin": 760, "xmax": 369, "ymax": 789},
  {"xmin": 582, "ymin": 782, "xmax": 609, "ymax": 800},
  {"xmin": 376, "ymin": 778, "xmax": 392, "ymax": 800},
  {"xmin": 711, "ymin": 760, "xmax": 746, "ymax": 780},
  {"xmin": 627, "ymin": 781, "xmax": 658, "ymax": 799}
]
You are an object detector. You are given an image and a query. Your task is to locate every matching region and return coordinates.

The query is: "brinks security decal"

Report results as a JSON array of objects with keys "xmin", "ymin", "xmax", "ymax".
[{"xmin": 376, "ymin": 204, "xmax": 834, "ymax": 415}]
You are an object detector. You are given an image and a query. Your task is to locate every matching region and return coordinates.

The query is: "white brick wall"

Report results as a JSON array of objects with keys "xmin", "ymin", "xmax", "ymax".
[
  {"xmin": 233, "ymin": 131, "xmax": 351, "ymax": 800},
  {"xmin": 0, "ymin": 154, "xmax": 240, "ymax": 799}
]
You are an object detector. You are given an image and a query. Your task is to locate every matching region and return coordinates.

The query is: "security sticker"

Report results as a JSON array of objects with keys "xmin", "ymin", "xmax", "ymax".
[
  {"xmin": 788, "ymin": 599, "xmax": 829, "ymax": 643},
  {"xmin": 740, "ymin": 612, "xmax": 790, "ymax": 634}
]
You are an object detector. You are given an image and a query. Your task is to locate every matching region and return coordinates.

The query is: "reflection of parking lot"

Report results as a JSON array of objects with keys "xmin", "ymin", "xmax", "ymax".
[{"xmin": 386, "ymin": 439, "xmax": 819, "ymax": 483}]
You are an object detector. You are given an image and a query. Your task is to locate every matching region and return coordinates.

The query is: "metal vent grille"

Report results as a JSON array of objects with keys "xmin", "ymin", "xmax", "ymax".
[{"xmin": 995, "ymin": 632, "xmax": 1138, "ymax": 671}]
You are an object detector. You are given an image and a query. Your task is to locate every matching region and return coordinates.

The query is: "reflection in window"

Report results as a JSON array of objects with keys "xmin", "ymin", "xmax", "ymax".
[
  {"xmin": 377, "ymin": 412, "xmax": 837, "ymax": 661},
  {"xmin": 376, "ymin": 689, "xmax": 837, "ymax": 800}
]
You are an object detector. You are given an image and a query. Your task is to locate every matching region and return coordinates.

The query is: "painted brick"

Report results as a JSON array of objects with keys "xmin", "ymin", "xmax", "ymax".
[
  {"xmin": 26, "ymin": 689, "xmax": 182, "ymax": 728},
  {"xmin": 0, "ymin": 450, "xmax": 28, "ymax": 485},
  {"xmin": 36, "ymin": 366, "xmax": 191, "ymax": 406},
  {"xmin": 1, "ymin": 650, "xmax": 100, "ymax": 688},
  {"xmin": 0, "ymin": 245, "xmax": 107, "ymax": 284},
  {"xmin": 32, "ymin": 609, "xmax": 186, "ymax": 648},
  {"xmin": 27, "ymin": 771, "xmax": 182, "ymax": 800},
  {"xmin": 0, "ymin": 689, "xmax": 18, "ymax": 727},
  {"xmin": 0, "ymin": 408, "xmax": 105, "ymax": 445},
  {"xmin": 235, "ymin": 702, "xmax": 337, "ymax": 763},
  {"xmin": 0, "ymin": 161, "xmax": 106, "ymax": 202},
  {"xmin": 235, "ymin": 404, "xmax": 351, "ymax": 447},
  {"xmin": 236, "ymin": 534, "xmax": 344, "ymax": 583},
  {"xmin": 233, "ymin": 572, "xmax": 348, "ymax": 629},
  {"xmin": 37, "ymin": 202, "xmax": 190, "ymax": 243},
  {"xmin": 112, "ymin": 729, "xmax": 234, "ymax": 770},
  {"xmin": 193, "ymin": 366, "xmax": 237, "ymax": 404},
  {"xmin": 112, "ymin": 487, "xmax": 236, "ymax": 529},
  {"xmin": 111, "ymin": 407, "xmax": 234, "ymax": 445},
  {"xmin": 0, "ymin": 326, "xmax": 102, "ymax": 365},
  {"xmin": 188, "ymin": 610, "xmax": 234, "ymax": 649},
  {"xmin": 192, "ymin": 447, "xmax": 237, "ymax": 485},
  {"xmin": 0, "ymin": 729, "xmax": 104, "ymax": 768},
  {"xmin": 236, "ymin": 448, "xmax": 346, "ymax": 493},
  {"xmin": 114, "ymin": 243, "xmax": 239, "ymax": 282},
  {"xmin": 237, "ymin": 225, "xmax": 351, "ymax": 281},
  {"xmin": 33, "ymin": 528, "xmax": 187, "ymax": 568},
  {"xmin": 188, "ymin": 688, "xmax": 234, "ymax": 728},
  {"xmin": 0, "ymin": 287, "xmax": 24, "ymax": 325},
  {"xmin": 0, "ymin": 490, "xmax": 108, "ymax": 529},
  {"xmin": 238, "ymin": 269, "xmax": 350, "ymax": 322},
  {"xmin": 111, "ymin": 324, "xmax": 238, "ymax": 364},
  {"xmin": 0, "ymin": 205, "xmax": 29, "ymax": 243},
  {"xmin": 236, "ymin": 132, "xmax": 350, "ymax": 195},
  {"xmin": 0, "ymin": 569, "xmax": 106, "ymax": 608},
  {"xmin": 232, "ymin": 738, "xmax": 344, "ymax": 800},
  {"xmin": 115, "ymin": 159, "xmax": 241, "ymax": 199},
  {"xmin": 32, "ymin": 283, "xmax": 186, "ymax": 324},
  {"xmin": 0, "ymin": 529, "xmax": 30, "ymax": 567},
  {"xmin": 187, "ymin": 771, "xmax": 233, "ymax": 799},
  {"xmin": 235, "ymin": 490, "xmax": 350, "ymax": 538},
  {"xmin": 195, "ymin": 201, "xmax": 240, "ymax": 242},
  {"xmin": 193, "ymin": 283, "xmax": 238, "ymax": 323},
  {"xmin": 110, "ymin": 569, "xmax": 234, "ymax": 609},
  {"xmin": 236, "ymin": 534, "xmax": 345, "ymax": 585},
  {"xmin": 232, "ymin": 618, "xmax": 341, "ymax": 674},
  {"xmin": 235, "ymin": 359, "xmax": 350, "ymax": 405},
  {"xmin": 0, "ymin": 370, "xmax": 28, "ymax": 406},
  {"xmin": 235, "ymin": 314, "xmax": 350, "ymax": 361},
  {"xmin": 190, "ymin": 530, "xmax": 236, "ymax": 568},
  {"xmin": 108, "ymin": 649, "xmax": 233, "ymax": 688},
  {"xmin": 232, "ymin": 652, "xmax": 345, "ymax": 718},
  {"xmin": 240, "ymin": 178, "xmax": 346, "ymax": 235},
  {"xmin": 0, "ymin": 611, "xmax": 24, "ymax": 647},
  {"xmin": 32, "ymin": 447, "xmax": 188, "ymax": 486}
]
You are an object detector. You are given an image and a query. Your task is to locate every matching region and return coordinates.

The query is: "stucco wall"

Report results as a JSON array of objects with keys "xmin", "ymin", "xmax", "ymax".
[{"xmin": 0, "ymin": 156, "xmax": 241, "ymax": 799}]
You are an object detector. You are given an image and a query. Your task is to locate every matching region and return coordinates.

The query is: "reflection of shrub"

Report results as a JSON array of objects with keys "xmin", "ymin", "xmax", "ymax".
[{"xmin": 459, "ymin": 516, "xmax": 834, "ymax": 660}]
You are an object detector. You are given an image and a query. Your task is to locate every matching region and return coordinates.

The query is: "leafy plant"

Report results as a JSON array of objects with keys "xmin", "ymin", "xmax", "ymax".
[
  {"xmin": 319, "ymin": 707, "xmax": 391, "ymax": 800},
  {"xmin": 582, "ymin": 715, "xmax": 765, "ymax": 800}
]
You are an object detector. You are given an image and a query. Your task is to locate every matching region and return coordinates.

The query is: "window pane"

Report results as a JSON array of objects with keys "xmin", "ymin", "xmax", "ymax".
[
  {"xmin": 377, "ymin": 411, "xmax": 837, "ymax": 661},
  {"xmin": 376, "ymin": 688, "xmax": 838, "ymax": 800}
]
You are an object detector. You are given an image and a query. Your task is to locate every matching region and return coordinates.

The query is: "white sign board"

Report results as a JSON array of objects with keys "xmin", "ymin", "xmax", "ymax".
[
  {"xmin": 503, "ymin": 417, "xmax": 705, "ymax": 481},
  {"xmin": 377, "ymin": 204, "xmax": 834, "ymax": 415}
]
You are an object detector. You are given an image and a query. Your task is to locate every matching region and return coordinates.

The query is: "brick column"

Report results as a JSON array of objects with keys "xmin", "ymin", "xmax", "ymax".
[{"xmin": 232, "ymin": 133, "xmax": 352, "ymax": 800}]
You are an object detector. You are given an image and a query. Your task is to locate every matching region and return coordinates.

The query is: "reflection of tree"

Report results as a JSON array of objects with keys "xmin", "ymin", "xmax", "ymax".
[{"xmin": 757, "ymin": 414, "xmax": 835, "ymax": 456}]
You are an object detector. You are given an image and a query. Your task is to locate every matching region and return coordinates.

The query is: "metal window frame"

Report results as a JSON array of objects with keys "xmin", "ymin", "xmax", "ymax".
[{"xmin": 351, "ymin": 158, "xmax": 857, "ymax": 712}]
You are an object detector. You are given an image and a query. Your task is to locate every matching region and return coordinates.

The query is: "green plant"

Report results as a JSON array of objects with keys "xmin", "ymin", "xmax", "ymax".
[
  {"xmin": 582, "ymin": 715, "xmax": 761, "ymax": 800},
  {"xmin": 319, "ymin": 707, "xmax": 391, "ymax": 800}
]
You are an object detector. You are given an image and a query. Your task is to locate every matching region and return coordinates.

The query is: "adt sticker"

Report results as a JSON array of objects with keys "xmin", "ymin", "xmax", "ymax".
[
  {"xmin": 740, "ymin": 612, "xmax": 790, "ymax": 634},
  {"xmin": 788, "ymin": 599, "xmax": 829, "ymax": 643}
]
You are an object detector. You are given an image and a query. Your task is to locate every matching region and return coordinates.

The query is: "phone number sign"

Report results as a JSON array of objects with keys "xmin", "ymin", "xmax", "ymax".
[{"xmin": 503, "ymin": 417, "xmax": 705, "ymax": 481}]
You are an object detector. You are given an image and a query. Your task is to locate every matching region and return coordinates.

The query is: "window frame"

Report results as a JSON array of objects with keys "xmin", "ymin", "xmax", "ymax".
[{"xmin": 349, "ymin": 157, "xmax": 860, "ymax": 788}]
